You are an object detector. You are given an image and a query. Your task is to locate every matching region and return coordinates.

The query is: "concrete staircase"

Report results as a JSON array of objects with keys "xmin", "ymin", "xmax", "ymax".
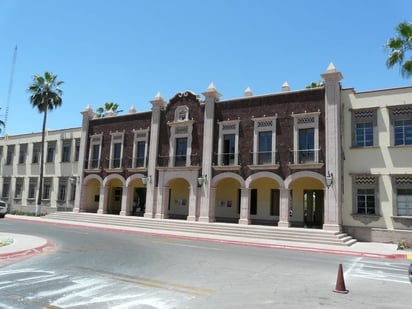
[{"xmin": 45, "ymin": 212, "xmax": 357, "ymax": 246}]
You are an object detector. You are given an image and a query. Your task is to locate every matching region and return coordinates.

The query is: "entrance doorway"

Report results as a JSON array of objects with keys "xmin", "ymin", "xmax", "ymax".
[
  {"xmin": 303, "ymin": 190, "xmax": 324, "ymax": 228},
  {"xmin": 132, "ymin": 188, "xmax": 146, "ymax": 216}
]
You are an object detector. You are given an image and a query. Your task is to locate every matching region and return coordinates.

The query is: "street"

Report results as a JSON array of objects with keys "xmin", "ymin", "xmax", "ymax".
[{"xmin": 0, "ymin": 219, "xmax": 411, "ymax": 308}]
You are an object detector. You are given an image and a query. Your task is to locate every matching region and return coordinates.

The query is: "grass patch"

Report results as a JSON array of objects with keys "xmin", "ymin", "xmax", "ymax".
[{"xmin": 0, "ymin": 237, "xmax": 13, "ymax": 248}]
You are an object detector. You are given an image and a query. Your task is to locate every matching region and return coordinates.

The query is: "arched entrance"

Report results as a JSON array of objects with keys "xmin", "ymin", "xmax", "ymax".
[
  {"xmin": 215, "ymin": 177, "xmax": 241, "ymax": 223},
  {"xmin": 249, "ymin": 177, "xmax": 280, "ymax": 226},
  {"xmin": 289, "ymin": 176, "xmax": 324, "ymax": 228},
  {"xmin": 168, "ymin": 178, "xmax": 190, "ymax": 220},
  {"xmin": 82, "ymin": 177, "xmax": 101, "ymax": 213},
  {"xmin": 106, "ymin": 178, "xmax": 123, "ymax": 215},
  {"xmin": 128, "ymin": 177, "xmax": 146, "ymax": 216}
]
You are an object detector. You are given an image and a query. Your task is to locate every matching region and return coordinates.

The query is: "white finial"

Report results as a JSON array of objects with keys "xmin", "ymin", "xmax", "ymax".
[
  {"xmin": 85, "ymin": 104, "xmax": 93, "ymax": 112},
  {"xmin": 281, "ymin": 81, "xmax": 291, "ymax": 92},
  {"xmin": 154, "ymin": 92, "xmax": 163, "ymax": 100},
  {"xmin": 326, "ymin": 62, "xmax": 336, "ymax": 73},
  {"xmin": 129, "ymin": 106, "xmax": 136, "ymax": 113},
  {"xmin": 244, "ymin": 87, "xmax": 253, "ymax": 97},
  {"xmin": 208, "ymin": 82, "xmax": 216, "ymax": 91}
]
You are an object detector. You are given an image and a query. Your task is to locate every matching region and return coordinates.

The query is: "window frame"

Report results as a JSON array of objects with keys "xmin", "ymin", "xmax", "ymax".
[
  {"xmin": 46, "ymin": 141, "xmax": 56, "ymax": 163},
  {"xmin": 168, "ymin": 107, "xmax": 194, "ymax": 167},
  {"xmin": 88, "ymin": 134, "xmax": 102, "ymax": 169},
  {"xmin": 217, "ymin": 119, "xmax": 240, "ymax": 166},
  {"xmin": 292, "ymin": 112, "xmax": 320, "ymax": 164},
  {"xmin": 110, "ymin": 133, "xmax": 124, "ymax": 169},
  {"xmin": 392, "ymin": 176, "xmax": 412, "ymax": 217},
  {"xmin": 390, "ymin": 105, "xmax": 412, "ymax": 146},
  {"xmin": 352, "ymin": 175, "xmax": 379, "ymax": 216},
  {"xmin": 61, "ymin": 140, "xmax": 72, "ymax": 162},
  {"xmin": 18, "ymin": 144, "xmax": 27, "ymax": 164},
  {"xmin": 351, "ymin": 108, "xmax": 377, "ymax": 148},
  {"xmin": 132, "ymin": 129, "xmax": 149, "ymax": 168},
  {"xmin": 252, "ymin": 116, "xmax": 277, "ymax": 165}
]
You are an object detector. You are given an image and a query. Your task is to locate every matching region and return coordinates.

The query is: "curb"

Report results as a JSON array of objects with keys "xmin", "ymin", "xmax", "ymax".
[{"xmin": 5, "ymin": 215, "xmax": 409, "ymax": 260}]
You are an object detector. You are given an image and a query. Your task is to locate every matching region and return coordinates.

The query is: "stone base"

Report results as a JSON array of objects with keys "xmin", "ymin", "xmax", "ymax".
[
  {"xmin": 322, "ymin": 223, "xmax": 341, "ymax": 232},
  {"xmin": 277, "ymin": 220, "xmax": 290, "ymax": 228},
  {"xmin": 238, "ymin": 218, "xmax": 250, "ymax": 225},
  {"xmin": 198, "ymin": 216, "xmax": 215, "ymax": 223}
]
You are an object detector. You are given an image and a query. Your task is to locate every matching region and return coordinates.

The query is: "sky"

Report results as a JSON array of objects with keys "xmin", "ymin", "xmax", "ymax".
[{"xmin": 0, "ymin": 0, "xmax": 411, "ymax": 136}]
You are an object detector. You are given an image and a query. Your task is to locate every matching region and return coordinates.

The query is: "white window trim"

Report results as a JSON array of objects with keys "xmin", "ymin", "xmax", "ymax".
[
  {"xmin": 292, "ymin": 111, "xmax": 320, "ymax": 164},
  {"xmin": 217, "ymin": 119, "xmax": 240, "ymax": 166},
  {"xmin": 109, "ymin": 131, "xmax": 124, "ymax": 169},
  {"xmin": 168, "ymin": 120, "xmax": 194, "ymax": 167},
  {"xmin": 351, "ymin": 175, "xmax": 379, "ymax": 216},
  {"xmin": 175, "ymin": 106, "xmax": 189, "ymax": 122},
  {"xmin": 132, "ymin": 128, "xmax": 149, "ymax": 168},
  {"xmin": 252, "ymin": 116, "xmax": 277, "ymax": 165},
  {"xmin": 88, "ymin": 134, "xmax": 102, "ymax": 169},
  {"xmin": 389, "ymin": 105, "xmax": 412, "ymax": 146}
]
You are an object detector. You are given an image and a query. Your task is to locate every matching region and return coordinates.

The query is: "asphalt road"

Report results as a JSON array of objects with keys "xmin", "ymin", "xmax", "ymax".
[{"xmin": 0, "ymin": 219, "xmax": 411, "ymax": 308}]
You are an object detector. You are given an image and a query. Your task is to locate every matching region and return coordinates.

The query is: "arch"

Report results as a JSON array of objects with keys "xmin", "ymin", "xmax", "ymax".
[
  {"xmin": 245, "ymin": 171, "xmax": 285, "ymax": 189},
  {"xmin": 83, "ymin": 174, "xmax": 103, "ymax": 185},
  {"xmin": 284, "ymin": 171, "xmax": 325, "ymax": 188},
  {"xmin": 164, "ymin": 174, "xmax": 193, "ymax": 188},
  {"xmin": 126, "ymin": 173, "xmax": 147, "ymax": 186},
  {"xmin": 211, "ymin": 172, "xmax": 245, "ymax": 188},
  {"xmin": 103, "ymin": 174, "xmax": 126, "ymax": 187}
]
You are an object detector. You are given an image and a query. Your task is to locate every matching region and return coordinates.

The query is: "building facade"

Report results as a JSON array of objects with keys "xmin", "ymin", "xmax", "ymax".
[
  {"xmin": 0, "ymin": 127, "xmax": 81, "ymax": 214},
  {"xmin": 74, "ymin": 64, "xmax": 343, "ymax": 234}
]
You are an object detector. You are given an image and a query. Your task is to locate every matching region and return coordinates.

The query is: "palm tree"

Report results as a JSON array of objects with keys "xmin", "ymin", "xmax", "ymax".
[
  {"xmin": 385, "ymin": 21, "xmax": 412, "ymax": 78},
  {"xmin": 28, "ymin": 72, "xmax": 64, "ymax": 215},
  {"xmin": 95, "ymin": 102, "xmax": 123, "ymax": 118}
]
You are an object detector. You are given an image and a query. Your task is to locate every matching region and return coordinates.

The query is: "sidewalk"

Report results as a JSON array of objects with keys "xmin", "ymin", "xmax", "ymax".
[{"xmin": 2, "ymin": 214, "xmax": 411, "ymax": 260}]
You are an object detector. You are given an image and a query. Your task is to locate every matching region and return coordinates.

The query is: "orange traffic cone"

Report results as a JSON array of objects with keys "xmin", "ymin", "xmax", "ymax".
[{"xmin": 333, "ymin": 263, "xmax": 349, "ymax": 294}]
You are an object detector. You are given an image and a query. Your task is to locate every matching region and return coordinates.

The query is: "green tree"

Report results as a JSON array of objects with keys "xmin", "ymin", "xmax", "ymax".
[
  {"xmin": 385, "ymin": 21, "xmax": 412, "ymax": 78},
  {"xmin": 305, "ymin": 81, "xmax": 324, "ymax": 89},
  {"xmin": 28, "ymin": 72, "xmax": 64, "ymax": 215},
  {"xmin": 95, "ymin": 102, "xmax": 123, "ymax": 118}
]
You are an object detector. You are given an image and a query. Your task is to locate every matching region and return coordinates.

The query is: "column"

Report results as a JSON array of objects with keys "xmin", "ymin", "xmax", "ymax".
[
  {"xmin": 320, "ymin": 63, "xmax": 344, "ymax": 232},
  {"xmin": 187, "ymin": 183, "xmax": 198, "ymax": 221},
  {"xmin": 97, "ymin": 184, "xmax": 107, "ymax": 214},
  {"xmin": 73, "ymin": 105, "xmax": 94, "ymax": 213},
  {"xmin": 119, "ymin": 184, "xmax": 129, "ymax": 216},
  {"xmin": 155, "ymin": 186, "xmax": 169, "ymax": 219},
  {"xmin": 238, "ymin": 188, "xmax": 251, "ymax": 225},
  {"xmin": 198, "ymin": 83, "xmax": 221, "ymax": 222},
  {"xmin": 278, "ymin": 188, "xmax": 291, "ymax": 228},
  {"xmin": 144, "ymin": 93, "xmax": 166, "ymax": 218}
]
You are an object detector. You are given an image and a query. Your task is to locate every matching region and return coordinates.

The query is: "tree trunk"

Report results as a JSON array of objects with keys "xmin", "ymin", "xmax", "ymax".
[{"xmin": 36, "ymin": 108, "xmax": 48, "ymax": 215}]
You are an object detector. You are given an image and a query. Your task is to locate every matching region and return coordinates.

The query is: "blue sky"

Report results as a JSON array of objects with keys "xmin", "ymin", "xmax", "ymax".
[{"xmin": 0, "ymin": 0, "xmax": 411, "ymax": 135}]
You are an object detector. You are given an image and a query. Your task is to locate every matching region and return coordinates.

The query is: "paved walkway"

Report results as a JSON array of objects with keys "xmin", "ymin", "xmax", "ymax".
[{"xmin": 1, "ymin": 215, "xmax": 411, "ymax": 260}]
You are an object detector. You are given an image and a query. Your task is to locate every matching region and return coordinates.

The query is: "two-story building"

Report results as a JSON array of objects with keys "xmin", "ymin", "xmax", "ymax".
[
  {"xmin": 0, "ymin": 127, "xmax": 81, "ymax": 214},
  {"xmin": 74, "ymin": 63, "xmax": 343, "ymax": 234}
]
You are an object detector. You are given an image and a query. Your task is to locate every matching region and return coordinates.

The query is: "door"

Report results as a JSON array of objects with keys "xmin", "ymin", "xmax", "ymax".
[{"xmin": 303, "ymin": 190, "xmax": 324, "ymax": 228}]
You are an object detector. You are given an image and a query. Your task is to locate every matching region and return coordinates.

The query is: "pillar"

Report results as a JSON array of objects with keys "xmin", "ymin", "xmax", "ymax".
[
  {"xmin": 238, "ymin": 188, "xmax": 251, "ymax": 225},
  {"xmin": 278, "ymin": 188, "xmax": 291, "ymax": 228}
]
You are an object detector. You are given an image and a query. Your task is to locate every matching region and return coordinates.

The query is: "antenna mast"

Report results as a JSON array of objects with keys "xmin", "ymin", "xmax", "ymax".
[{"xmin": 4, "ymin": 45, "xmax": 17, "ymax": 135}]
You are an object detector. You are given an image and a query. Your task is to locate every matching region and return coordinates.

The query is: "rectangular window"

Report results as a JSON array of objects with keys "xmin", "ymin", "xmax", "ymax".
[
  {"xmin": 58, "ymin": 181, "xmax": 67, "ymax": 201},
  {"xmin": 14, "ymin": 178, "xmax": 23, "ymax": 199},
  {"xmin": 91, "ymin": 144, "xmax": 100, "ymax": 168},
  {"xmin": 223, "ymin": 134, "xmax": 235, "ymax": 165},
  {"xmin": 135, "ymin": 141, "xmax": 146, "ymax": 167},
  {"xmin": 352, "ymin": 109, "xmax": 376, "ymax": 147},
  {"xmin": 258, "ymin": 131, "xmax": 272, "ymax": 164},
  {"xmin": 42, "ymin": 178, "xmax": 52, "ymax": 200},
  {"xmin": 19, "ymin": 144, "xmax": 27, "ymax": 164},
  {"xmin": 298, "ymin": 128, "xmax": 315, "ymax": 163},
  {"xmin": 46, "ymin": 142, "xmax": 56, "ymax": 163},
  {"xmin": 394, "ymin": 120, "xmax": 412, "ymax": 146},
  {"xmin": 28, "ymin": 178, "xmax": 37, "ymax": 199},
  {"xmin": 32, "ymin": 143, "xmax": 41, "ymax": 163},
  {"xmin": 74, "ymin": 139, "xmax": 80, "ymax": 161},
  {"xmin": 175, "ymin": 137, "xmax": 187, "ymax": 166},
  {"xmin": 270, "ymin": 189, "xmax": 280, "ymax": 216},
  {"xmin": 62, "ymin": 141, "xmax": 71, "ymax": 162},
  {"xmin": 2, "ymin": 179, "xmax": 10, "ymax": 198},
  {"xmin": 356, "ymin": 189, "xmax": 376, "ymax": 215},
  {"xmin": 397, "ymin": 189, "xmax": 412, "ymax": 216},
  {"xmin": 112, "ymin": 142, "xmax": 122, "ymax": 168},
  {"xmin": 355, "ymin": 122, "xmax": 373, "ymax": 146},
  {"xmin": 6, "ymin": 146, "xmax": 14, "ymax": 165}
]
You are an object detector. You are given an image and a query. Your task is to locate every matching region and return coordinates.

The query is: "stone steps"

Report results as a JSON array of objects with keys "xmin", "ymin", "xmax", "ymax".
[{"xmin": 45, "ymin": 212, "xmax": 357, "ymax": 246}]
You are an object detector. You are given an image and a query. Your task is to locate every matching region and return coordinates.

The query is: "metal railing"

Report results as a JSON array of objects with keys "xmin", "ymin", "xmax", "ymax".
[
  {"xmin": 213, "ymin": 153, "xmax": 241, "ymax": 166},
  {"xmin": 249, "ymin": 151, "xmax": 279, "ymax": 165},
  {"xmin": 157, "ymin": 154, "xmax": 201, "ymax": 167},
  {"xmin": 289, "ymin": 149, "xmax": 322, "ymax": 164}
]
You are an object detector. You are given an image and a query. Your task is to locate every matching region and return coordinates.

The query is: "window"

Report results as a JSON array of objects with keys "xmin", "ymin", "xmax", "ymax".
[
  {"xmin": 42, "ymin": 178, "xmax": 52, "ymax": 200},
  {"xmin": 46, "ymin": 141, "xmax": 56, "ymax": 162},
  {"xmin": 19, "ymin": 144, "xmax": 27, "ymax": 164},
  {"xmin": 394, "ymin": 120, "xmax": 412, "ymax": 146},
  {"xmin": 132, "ymin": 129, "xmax": 148, "ymax": 168},
  {"xmin": 393, "ymin": 176, "xmax": 412, "ymax": 216},
  {"xmin": 6, "ymin": 145, "xmax": 14, "ymax": 165},
  {"xmin": 58, "ymin": 178, "xmax": 67, "ymax": 201},
  {"xmin": 175, "ymin": 137, "xmax": 187, "ymax": 166},
  {"xmin": 32, "ymin": 143, "xmax": 41, "ymax": 163},
  {"xmin": 218, "ymin": 120, "xmax": 240, "ymax": 166},
  {"xmin": 353, "ymin": 176, "xmax": 378, "ymax": 215},
  {"xmin": 2, "ymin": 178, "xmax": 10, "ymax": 198},
  {"xmin": 391, "ymin": 106, "xmax": 412, "ymax": 146},
  {"xmin": 14, "ymin": 178, "xmax": 23, "ymax": 199},
  {"xmin": 298, "ymin": 128, "xmax": 315, "ymax": 163},
  {"xmin": 292, "ymin": 112, "xmax": 320, "ymax": 164},
  {"xmin": 88, "ymin": 135, "xmax": 102, "ymax": 169},
  {"xmin": 74, "ymin": 139, "xmax": 80, "ymax": 161},
  {"xmin": 28, "ymin": 178, "xmax": 37, "ymax": 199},
  {"xmin": 62, "ymin": 140, "xmax": 71, "ymax": 162},
  {"xmin": 168, "ymin": 113, "xmax": 194, "ymax": 167},
  {"xmin": 110, "ymin": 134, "xmax": 123, "ymax": 168},
  {"xmin": 252, "ymin": 117, "xmax": 277, "ymax": 165},
  {"xmin": 352, "ymin": 109, "xmax": 376, "ymax": 147}
]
